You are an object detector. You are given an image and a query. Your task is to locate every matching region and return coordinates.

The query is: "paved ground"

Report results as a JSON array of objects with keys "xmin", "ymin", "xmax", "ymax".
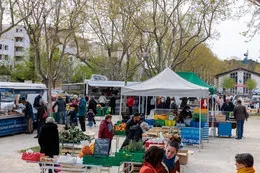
[{"xmin": 0, "ymin": 115, "xmax": 259, "ymax": 173}]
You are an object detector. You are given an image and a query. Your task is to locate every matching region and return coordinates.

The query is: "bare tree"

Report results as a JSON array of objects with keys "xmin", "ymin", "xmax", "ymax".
[
  {"xmin": 16, "ymin": 0, "xmax": 87, "ymax": 110},
  {"xmin": 130, "ymin": 0, "xmax": 236, "ymax": 77},
  {"xmin": 0, "ymin": 0, "xmax": 32, "ymax": 36}
]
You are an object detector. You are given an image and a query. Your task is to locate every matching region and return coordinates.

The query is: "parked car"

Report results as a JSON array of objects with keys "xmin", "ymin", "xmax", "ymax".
[
  {"xmin": 233, "ymin": 94, "xmax": 250, "ymax": 107},
  {"xmin": 51, "ymin": 89, "xmax": 70, "ymax": 103}
]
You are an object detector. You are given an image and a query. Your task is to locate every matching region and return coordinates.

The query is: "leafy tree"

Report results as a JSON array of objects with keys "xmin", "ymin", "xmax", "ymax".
[
  {"xmin": 246, "ymin": 78, "xmax": 257, "ymax": 90},
  {"xmin": 222, "ymin": 77, "xmax": 235, "ymax": 92}
]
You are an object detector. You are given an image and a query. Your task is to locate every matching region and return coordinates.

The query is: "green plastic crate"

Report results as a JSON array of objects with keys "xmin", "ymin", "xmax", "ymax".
[
  {"xmin": 192, "ymin": 113, "xmax": 206, "ymax": 122},
  {"xmin": 114, "ymin": 130, "xmax": 126, "ymax": 136},
  {"xmin": 154, "ymin": 119, "xmax": 165, "ymax": 127},
  {"xmin": 83, "ymin": 155, "xmax": 115, "ymax": 167},
  {"xmin": 115, "ymin": 151, "xmax": 144, "ymax": 163}
]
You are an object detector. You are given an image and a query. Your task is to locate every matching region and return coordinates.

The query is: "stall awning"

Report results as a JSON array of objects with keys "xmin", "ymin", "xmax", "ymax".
[
  {"xmin": 121, "ymin": 68, "xmax": 209, "ymax": 97},
  {"xmin": 176, "ymin": 72, "xmax": 216, "ymax": 94},
  {"xmin": 87, "ymin": 80, "xmax": 139, "ymax": 88}
]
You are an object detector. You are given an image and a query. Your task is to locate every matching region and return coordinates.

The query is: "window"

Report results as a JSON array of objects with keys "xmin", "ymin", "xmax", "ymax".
[
  {"xmin": 0, "ymin": 44, "xmax": 2, "ymax": 50},
  {"xmin": 16, "ymin": 28, "xmax": 22, "ymax": 32},
  {"xmin": 15, "ymin": 38, "xmax": 23, "ymax": 42},
  {"xmin": 230, "ymin": 72, "xmax": 238, "ymax": 94},
  {"xmin": 0, "ymin": 55, "xmax": 2, "ymax": 60},
  {"xmin": 243, "ymin": 72, "xmax": 251, "ymax": 93},
  {"xmin": 5, "ymin": 55, "xmax": 8, "ymax": 60},
  {"xmin": 4, "ymin": 45, "xmax": 8, "ymax": 50}
]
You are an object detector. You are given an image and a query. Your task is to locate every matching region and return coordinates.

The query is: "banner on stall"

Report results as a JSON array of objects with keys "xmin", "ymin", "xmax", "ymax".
[{"xmin": 181, "ymin": 127, "xmax": 201, "ymax": 144}]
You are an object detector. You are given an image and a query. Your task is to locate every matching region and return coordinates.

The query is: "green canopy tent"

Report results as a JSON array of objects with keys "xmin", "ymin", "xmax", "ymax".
[{"xmin": 176, "ymin": 72, "xmax": 216, "ymax": 94}]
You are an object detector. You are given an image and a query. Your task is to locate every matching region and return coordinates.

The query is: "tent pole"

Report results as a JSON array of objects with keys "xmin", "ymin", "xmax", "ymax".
[
  {"xmin": 145, "ymin": 96, "xmax": 148, "ymax": 116},
  {"xmin": 199, "ymin": 97, "xmax": 201, "ymax": 151},
  {"xmin": 119, "ymin": 94, "xmax": 123, "ymax": 120},
  {"xmin": 142, "ymin": 96, "xmax": 145, "ymax": 114},
  {"xmin": 155, "ymin": 96, "xmax": 157, "ymax": 110},
  {"xmin": 139, "ymin": 96, "xmax": 141, "ymax": 113}
]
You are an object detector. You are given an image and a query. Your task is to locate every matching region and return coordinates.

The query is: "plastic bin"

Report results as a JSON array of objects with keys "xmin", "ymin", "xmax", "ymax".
[
  {"xmin": 165, "ymin": 120, "xmax": 176, "ymax": 126},
  {"xmin": 190, "ymin": 121, "xmax": 205, "ymax": 128},
  {"xmin": 114, "ymin": 131, "xmax": 126, "ymax": 136},
  {"xmin": 145, "ymin": 119, "xmax": 155, "ymax": 126},
  {"xmin": 218, "ymin": 122, "xmax": 232, "ymax": 137},
  {"xmin": 154, "ymin": 120, "xmax": 165, "ymax": 127}
]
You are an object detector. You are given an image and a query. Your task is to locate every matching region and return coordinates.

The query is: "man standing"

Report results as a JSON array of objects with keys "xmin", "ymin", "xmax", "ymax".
[
  {"xmin": 109, "ymin": 95, "xmax": 116, "ymax": 115},
  {"xmin": 22, "ymin": 97, "xmax": 33, "ymax": 134},
  {"xmin": 127, "ymin": 96, "xmax": 135, "ymax": 115},
  {"xmin": 88, "ymin": 96, "xmax": 97, "ymax": 126},
  {"xmin": 233, "ymin": 100, "xmax": 249, "ymax": 140},
  {"xmin": 78, "ymin": 95, "xmax": 87, "ymax": 131},
  {"xmin": 33, "ymin": 93, "xmax": 43, "ymax": 109},
  {"xmin": 52, "ymin": 96, "xmax": 66, "ymax": 124},
  {"xmin": 221, "ymin": 97, "xmax": 235, "ymax": 120},
  {"xmin": 98, "ymin": 93, "xmax": 107, "ymax": 107}
]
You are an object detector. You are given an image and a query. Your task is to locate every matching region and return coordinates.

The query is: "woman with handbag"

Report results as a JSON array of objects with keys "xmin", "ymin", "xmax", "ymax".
[{"xmin": 35, "ymin": 99, "xmax": 48, "ymax": 138}]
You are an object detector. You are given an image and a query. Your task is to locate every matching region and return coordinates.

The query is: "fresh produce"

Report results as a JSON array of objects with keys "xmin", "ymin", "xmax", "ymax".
[
  {"xmin": 121, "ymin": 141, "xmax": 144, "ymax": 152},
  {"xmin": 114, "ymin": 123, "xmax": 126, "ymax": 131},
  {"xmin": 89, "ymin": 142, "xmax": 94, "ymax": 153},
  {"xmin": 79, "ymin": 146, "xmax": 93, "ymax": 158},
  {"xmin": 59, "ymin": 126, "xmax": 90, "ymax": 144}
]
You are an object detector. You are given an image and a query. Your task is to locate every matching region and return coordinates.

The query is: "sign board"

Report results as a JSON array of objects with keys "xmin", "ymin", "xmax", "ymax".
[
  {"xmin": 181, "ymin": 127, "xmax": 201, "ymax": 144},
  {"xmin": 94, "ymin": 138, "xmax": 110, "ymax": 156},
  {"xmin": 0, "ymin": 116, "xmax": 27, "ymax": 136}
]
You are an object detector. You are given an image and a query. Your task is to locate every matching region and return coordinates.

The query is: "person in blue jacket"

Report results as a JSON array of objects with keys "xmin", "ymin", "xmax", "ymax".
[{"xmin": 78, "ymin": 95, "xmax": 87, "ymax": 131}]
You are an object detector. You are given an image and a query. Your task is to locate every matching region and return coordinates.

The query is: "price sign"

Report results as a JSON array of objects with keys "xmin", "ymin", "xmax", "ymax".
[{"xmin": 181, "ymin": 127, "xmax": 201, "ymax": 144}]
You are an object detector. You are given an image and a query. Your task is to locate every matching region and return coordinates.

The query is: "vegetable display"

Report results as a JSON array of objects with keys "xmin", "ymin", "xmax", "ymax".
[
  {"xmin": 59, "ymin": 126, "xmax": 90, "ymax": 144},
  {"xmin": 114, "ymin": 123, "xmax": 126, "ymax": 131},
  {"xmin": 79, "ymin": 146, "xmax": 93, "ymax": 158},
  {"xmin": 121, "ymin": 141, "xmax": 144, "ymax": 152}
]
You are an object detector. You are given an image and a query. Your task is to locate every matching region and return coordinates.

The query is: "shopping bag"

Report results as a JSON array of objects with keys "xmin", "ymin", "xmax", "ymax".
[
  {"xmin": 42, "ymin": 109, "xmax": 48, "ymax": 119},
  {"xmin": 21, "ymin": 152, "xmax": 44, "ymax": 162}
]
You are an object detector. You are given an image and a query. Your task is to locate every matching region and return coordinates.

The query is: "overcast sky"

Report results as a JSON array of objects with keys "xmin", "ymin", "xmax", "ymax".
[{"xmin": 207, "ymin": 5, "xmax": 260, "ymax": 61}]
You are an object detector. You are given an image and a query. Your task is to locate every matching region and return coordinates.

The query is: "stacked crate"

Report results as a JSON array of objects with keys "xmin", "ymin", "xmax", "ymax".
[{"xmin": 218, "ymin": 122, "xmax": 232, "ymax": 137}]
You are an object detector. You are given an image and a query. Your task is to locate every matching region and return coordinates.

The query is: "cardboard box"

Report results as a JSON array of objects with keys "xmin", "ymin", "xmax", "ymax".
[
  {"xmin": 177, "ymin": 150, "xmax": 188, "ymax": 165},
  {"xmin": 215, "ymin": 114, "xmax": 226, "ymax": 122}
]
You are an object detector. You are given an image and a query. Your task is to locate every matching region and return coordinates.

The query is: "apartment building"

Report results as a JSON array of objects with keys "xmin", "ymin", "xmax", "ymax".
[{"xmin": 0, "ymin": 25, "xmax": 30, "ymax": 67}]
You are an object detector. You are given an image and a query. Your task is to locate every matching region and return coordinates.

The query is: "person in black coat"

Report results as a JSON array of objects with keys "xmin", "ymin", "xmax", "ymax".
[
  {"xmin": 109, "ymin": 95, "xmax": 116, "ymax": 115},
  {"xmin": 88, "ymin": 97, "xmax": 97, "ymax": 126},
  {"xmin": 38, "ymin": 117, "xmax": 59, "ymax": 158},
  {"xmin": 178, "ymin": 106, "xmax": 192, "ymax": 123},
  {"xmin": 35, "ymin": 100, "xmax": 47, "ymax": 138}
]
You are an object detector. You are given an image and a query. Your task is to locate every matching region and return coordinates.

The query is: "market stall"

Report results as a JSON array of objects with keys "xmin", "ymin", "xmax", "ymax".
[
  {"xmin": 0, "ymin": 83, "xmax": 47, "ymax": 137},
  {"xmin": 121, "ymin": 67, "xmax": 209, "ymax": 149}
]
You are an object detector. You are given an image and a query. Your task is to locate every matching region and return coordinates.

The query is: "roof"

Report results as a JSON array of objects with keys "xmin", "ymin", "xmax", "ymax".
[
  {"xmin": 87, "ymin": 80, "xmax": 139, "ymax": 87},
  {"xmin": 215, "ymin": 67, "xmax": 260, "ymax": 77},
  {"xmin": 0, "ymin": 82, "xmax": 47, "ymax": 90},
  {"xmin": 121, "ymin": 68, "xmax": 209, "ymax": 97},
  {"xmin": 176, "ymin": 72, "xmax": 216, "ymax": 94}
]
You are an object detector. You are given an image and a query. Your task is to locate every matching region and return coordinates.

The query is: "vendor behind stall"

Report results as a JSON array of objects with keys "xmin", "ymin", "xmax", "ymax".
[
  {"xmin": 125, "ymin": 113, "xmax": 141, "ymax": 135},
  {"xmin": 178, "ymin": 106, "xmax": 192, "ymax": 123},
  {"xmin": 121, "ymin": 122, "xmax": 149, "ymax": 149}
]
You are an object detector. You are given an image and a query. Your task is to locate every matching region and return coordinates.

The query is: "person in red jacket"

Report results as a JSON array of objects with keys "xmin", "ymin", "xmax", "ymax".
[
  {"xmin": 140, "ymin": 146, "xmax": 164, "ymax": 173},
  {"xmin": 98, "ymin": 114, "xmax": 114, "ymax": 152},
  {"xmin": 127, "ymin": 96, "xmax": 135, "ymax": 115}
]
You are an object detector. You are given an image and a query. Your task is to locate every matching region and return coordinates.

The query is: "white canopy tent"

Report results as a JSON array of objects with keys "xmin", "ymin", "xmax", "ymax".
[
  {"xmin": 120, "ymin": 67, "xmax": 209, "ymax": 150},
  {"xmin": 121, "ymin": 67, "xmax": 209, "ymax": 97}
]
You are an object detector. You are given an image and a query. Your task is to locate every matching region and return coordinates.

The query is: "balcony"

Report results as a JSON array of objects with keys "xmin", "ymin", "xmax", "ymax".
[
  {"xmin": 14, "ymin": 32, "xmax": 24, "ymax": 38},
  {"xmin": 15, "ymin": 51, "xmax": 24, "ymax": 56},
  {"xmin": 14, "ymin": 42, "xmax": 24, "ymax": 47}
]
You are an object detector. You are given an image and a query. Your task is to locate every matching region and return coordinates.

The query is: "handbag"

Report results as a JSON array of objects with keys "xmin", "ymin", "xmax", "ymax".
[
  {"xmin": 42, "ymin": 109, "xmax": 48, "ymax": 119},
  {"xmin": 21, "ymin": 152, "xmax": 44, "ymax": 162}
]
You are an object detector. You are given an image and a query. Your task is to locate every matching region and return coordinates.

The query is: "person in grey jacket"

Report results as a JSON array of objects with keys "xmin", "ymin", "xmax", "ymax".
[
  {"xmin": 52, "ymin": 96, "xmax": 66, "ymax": 124},
  {"xmin": 233, "ymin": 100, "xmax": 249, "ymax": 140}
]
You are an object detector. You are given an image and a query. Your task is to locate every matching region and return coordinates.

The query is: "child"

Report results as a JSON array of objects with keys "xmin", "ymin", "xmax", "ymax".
[{"xmin": 86, "ymin": 109, "xmax": 95, "ymax": 128}]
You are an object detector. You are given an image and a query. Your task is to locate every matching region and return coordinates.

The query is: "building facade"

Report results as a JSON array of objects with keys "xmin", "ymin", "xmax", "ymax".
[
  {"xmin": 0, "ymin": 25, "xmax": 30, "ymax": 67},
  {"xmin": 214, "ymin": 68, "xmax": 260, "ymax": 94}
]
